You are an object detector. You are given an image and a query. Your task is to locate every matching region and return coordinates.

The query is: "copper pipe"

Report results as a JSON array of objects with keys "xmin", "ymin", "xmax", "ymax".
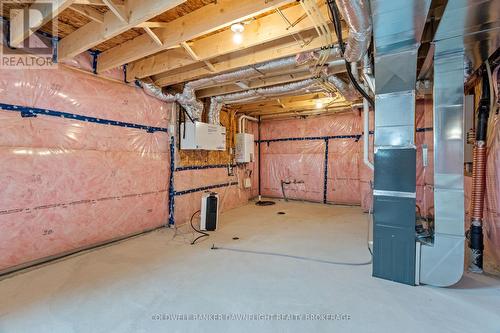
[{"xmin": 471, "ymin": 144, "xmax": 487, "ymax": 221}]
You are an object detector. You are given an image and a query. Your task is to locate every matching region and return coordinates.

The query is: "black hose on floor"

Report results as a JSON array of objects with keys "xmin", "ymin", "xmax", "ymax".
[{"xmin": 190, "ymin": 210, "xmax": 209, "ymax": 245}]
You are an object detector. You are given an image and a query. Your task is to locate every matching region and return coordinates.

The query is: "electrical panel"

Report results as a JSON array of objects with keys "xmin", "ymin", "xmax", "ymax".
[
  {"xmin": 235, "ymin": 133, "xmax": 254, "ymax": 163},
  {"xmin": 180, "ymin": 121, "xmax": 226, "ymax": 151}
]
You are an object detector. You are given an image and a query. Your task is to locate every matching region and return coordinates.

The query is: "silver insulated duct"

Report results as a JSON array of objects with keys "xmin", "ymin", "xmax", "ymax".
[{"xmin": 336, "ymin": 0, "xmax": 372, "ymax": 62}]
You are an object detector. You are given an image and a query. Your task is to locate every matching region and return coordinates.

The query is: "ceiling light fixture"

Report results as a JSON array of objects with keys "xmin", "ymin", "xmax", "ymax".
[
  {"xmin": 315, "ymin": 100, "xmax": 324, "ymax": 109},
  {"xmin": 231, "ymin": 23, "xmax": 245, "ymax": 44}
]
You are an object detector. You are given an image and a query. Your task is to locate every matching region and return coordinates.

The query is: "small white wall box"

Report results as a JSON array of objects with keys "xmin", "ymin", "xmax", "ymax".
[
  {"xmin": 235, "ymin": 133, "xmax": 255, "ymax": 163},
  {"xmin": 200, "ymin": 192, "xmax": 219, "ymax": 231},
  {"xmin": 181, "ymin": 121, "xmax": 226, "ymax": 151}
]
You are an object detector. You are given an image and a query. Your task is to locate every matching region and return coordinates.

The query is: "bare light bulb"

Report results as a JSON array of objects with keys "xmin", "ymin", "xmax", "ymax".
[
  {"xmin": 315, "ymin": 100, "xmax": 323, "ymax": 109},
  {"xmin": 233, "ymin": 32, "xmax": 243, "ymax": 44}
]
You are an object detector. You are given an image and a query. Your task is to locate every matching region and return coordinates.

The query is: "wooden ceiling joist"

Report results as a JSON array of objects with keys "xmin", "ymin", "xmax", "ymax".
[
  {"xmin": 126, "ymin": 3, "xmax": 329, "ymax": 80},
  {"xmin": 96, "ymin": 0, "xmax": 295, "ymax": 73},
  {"xmin": 152, "ymin": 27, "xmax": 344, "ymax": 87},
  {"xmin": 143, "ymin": 27, "xmax": 163, "ymax": 46},
  {"xmin": 69, "ymin": 4, "xmax": 105, "ymax": 23},
  {"xmin": 58, "ymin": 0, "xmax": 188, "ymax": 60},
  {"xmin": 102, "ymin": 0, "xmax": 128, "ymax": 23},
  {"xmin": 9, "ymin": 0, "xmax": 75, "ymax": 47}
]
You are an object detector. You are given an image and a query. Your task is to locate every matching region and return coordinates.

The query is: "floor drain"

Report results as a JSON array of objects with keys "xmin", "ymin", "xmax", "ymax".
[{"xmin": 277, "ymin": 212, "xmax": 286, "ymax": 215}]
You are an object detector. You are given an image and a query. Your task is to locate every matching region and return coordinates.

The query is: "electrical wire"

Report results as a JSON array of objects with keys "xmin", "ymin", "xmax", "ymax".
[
  {"xmin": 190, "ymin": 210, "xmax": 209, "ymax": 245},
  {"xmin": 326, "ymin": 0, "xmax": 375, "ymax": 108}
]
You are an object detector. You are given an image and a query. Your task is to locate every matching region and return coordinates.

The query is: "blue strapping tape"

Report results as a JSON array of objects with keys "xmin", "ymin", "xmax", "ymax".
[{"xmin": 0, "ymin": 103, "xmax": 168, "ymax": 133}]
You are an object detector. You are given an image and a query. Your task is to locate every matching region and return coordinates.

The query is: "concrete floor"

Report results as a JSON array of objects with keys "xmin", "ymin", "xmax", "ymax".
[{"xmin": 0, "ymin": 200, "xmax": 499, "ymax": 333}]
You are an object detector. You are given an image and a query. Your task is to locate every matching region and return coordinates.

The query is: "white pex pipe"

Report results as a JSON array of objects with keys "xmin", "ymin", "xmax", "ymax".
[{"xmin": 238, "ymin": 115, "xmax": 259, "ymax": 134}]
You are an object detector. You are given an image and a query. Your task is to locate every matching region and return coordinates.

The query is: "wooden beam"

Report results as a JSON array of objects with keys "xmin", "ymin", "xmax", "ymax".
[
  {"xmin": 72, "ymin": 0, "xmax": 107, "ymax": 5},
  {"xmin": 97, "ymin": 0, "xmax": 295, "ymax": 72},
  {"xmin": 143, "ymin": 27, "xmax": 162, "ymax": 46},
  {"xmin": 69, "ymin": 4, "xmax": 105, "ymax": 23},
  {"xmin": 180, "ymin": 41, "xmax": 216, "ymax": 72},
  {"xmin": 58, "ymin": 0, "xmax": 187, "ymax": 60},
  {"xmin": 136, "ymin": 21, "xmax": 170, "ymax": 28},
  {"xmin": 153, "ymin": 28, "xmax": 341, "ymax": 87},
  {"xmin": 10, "ymin": 0, "xmax": 75, "ymax": 47},
  {"xmin": 102, "ymin": 0, "xmax": 128, "ymax": 23},
  {"xmin": 242, "ymin": 101, "xmax": 351, "ymax": 115},
  {"xmin": 126, "ymin": 3, "xmax": 328, "ymax": 79}
]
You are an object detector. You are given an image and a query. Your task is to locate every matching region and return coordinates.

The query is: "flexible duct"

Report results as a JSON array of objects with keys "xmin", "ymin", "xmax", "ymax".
[
  {"xmin": 136, "ymin": 80, "xmax": 204, "ymax": 121},
  {"xmin": 139, "ymin": 49, "xmax": 344, "ymax": 123},
  {"xmin": 135, "ymin": 80, "xmax": 177, "ymax": 103},
  {"xmin": 327, "ymin": 76, "xmax": 359, "ymax": 101},
  {"xmin": 335, "ymin": 0, "xmax": 372, "ymax": 62},
  {"xmin": 210, "ymin": 75, "xmax": 358, "ymax": 109}
]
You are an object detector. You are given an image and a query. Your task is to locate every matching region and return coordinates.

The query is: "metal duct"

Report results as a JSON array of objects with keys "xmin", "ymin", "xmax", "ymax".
[
  {"xmin": 420, "ymin": 0, "xmax": 500, "ymax": 286},
  {"xmin": 370, "ymin": 0, "xmax": 431, "ymax": 286},
  {"xmin": 335, "ymin": 0, "xmax": 372, "ymax": 62}
]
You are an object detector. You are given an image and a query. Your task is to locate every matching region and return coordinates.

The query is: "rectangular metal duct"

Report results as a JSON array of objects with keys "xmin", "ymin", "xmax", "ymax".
[
  {"xmin": 419, "ymin": 0, "xmax": 500, "ymax": 287},
  {"xmin": 371, "ymin": 0, "xmax": 431, "ymax": 285}
]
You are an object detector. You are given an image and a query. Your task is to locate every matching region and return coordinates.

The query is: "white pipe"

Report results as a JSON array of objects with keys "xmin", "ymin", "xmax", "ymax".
[
  {"xmin": 363, "ymin": 83, "xmax": 374, "ymax": 170},
  {"xmin": 362, "ymin": 53, "xmax": 375, "ymax": 94},
  {"xmin": 238, "ymin": 115, "xmax": 259, "ymax": 133}
]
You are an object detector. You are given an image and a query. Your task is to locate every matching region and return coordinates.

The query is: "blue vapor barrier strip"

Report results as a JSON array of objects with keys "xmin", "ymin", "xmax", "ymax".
[
  {"xmin": 174, "ymin": 163, "xmax": 249, "ymax": 172},
  {"xmin": 0, "ymin": 103, "xmax": 168, "ymax": 133},
  {"xmin": 323, "ymin": 139, "xmax": 329, "ymax": 204},
  {"xmin": 168, "ymin": 138, "xmax": 176, "ymax": 226},
  {"xmin": 258, "ymin": 134, "xmax": 362, "ymax": 144},
  {"xmin": 256, "ymin": 127, "xmax": 433, "ymax": 144},
  {"xmin": 416, "ymin": 127, "xmax": 433, "ymax": 132},
  {"xmin": 89, "ymin": 50, "xmax": 101, "ymax": 74},
  {"xmin": 174, "ymin": 181, "xmax": 239, "ymax": 197}
]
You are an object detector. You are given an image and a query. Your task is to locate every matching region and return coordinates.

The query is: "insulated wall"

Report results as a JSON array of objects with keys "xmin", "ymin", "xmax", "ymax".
[
  {"xmin": 259, "ymin": 111, "xmax": 372, "ymax": 208},
  {"xmin": 258, "ymin": 100, "xmax": 434, "ymax": 212},
  {"xmin": 0, "ymin": 66, "xmax": 171, "ymax": 274}
]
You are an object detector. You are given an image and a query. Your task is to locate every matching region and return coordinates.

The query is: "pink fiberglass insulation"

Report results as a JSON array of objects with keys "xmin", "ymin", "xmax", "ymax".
[
  {"xmin": 260, "ymin": 112, "xmax": 366, "ymax": 204},
  {"xmin": 415, "ymin": 98, "xmax": 434, "ymax": 218},
  {"xmin": 173, "ymin": 166, "xmax": 254, "ymax": 224},
  {"xmin": 261, "ymin": 140, "xmax": 325, "ymax": 202},
  {"xmin": 0, "ymin": 66, "xmax": 171, "ymax": 273},
  {"xmin": 484, "ymin": 114, "xmax": 500, "ymax": 268},
  {"xmin": 259, "ymin": 101, "xmax": 433, "ymax": 212}
]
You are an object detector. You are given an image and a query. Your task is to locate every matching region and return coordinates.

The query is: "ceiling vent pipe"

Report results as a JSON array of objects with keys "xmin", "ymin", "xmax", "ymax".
[
  {"xmin": 334, "ymin": 0, "xmax": 372, "ymax": 62},
  {"xmin": 138, "ymin": 46, "xmax": 348, "ymax": 124},
  {"xmin": 206, "ymin": 74, "xmax": 359, "ymax": 122}
]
